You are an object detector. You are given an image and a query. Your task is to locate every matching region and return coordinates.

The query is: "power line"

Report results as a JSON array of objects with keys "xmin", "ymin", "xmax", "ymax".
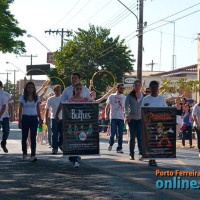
[
  {"xmin": 108, "ymin": 7, "xmax": 138, "ymax": 29},
  {"xmin": 98, "ymin": 5, "xmax": 200, "ymax": 60},
  {"xmin": 80, "ymin": 0, "xmax": 113, "ymax": 26},
  {"xmin": 142, "ymin": 10, "xmax": 200, "ymax": 36},
  {"xmin": 102, "ymin": 2, "xmax": 137, "ymax": 27},
  {"xmin": 64, "ymin": 0, "xmax": 92, "ymax": 27},
  {"xmin": 143, "ymin": 2, "xmax": 200, "ymax": 31},
  {"xmin": 52, "ymin": 0, "xmax": 81, "ymax": 28}
]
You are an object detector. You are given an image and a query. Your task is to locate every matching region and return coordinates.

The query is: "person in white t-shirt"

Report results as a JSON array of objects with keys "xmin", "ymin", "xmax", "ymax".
[
  {"xmin": 0, "ymin": 81, "xmax": 13, "ymax": 153},
  {"xmin": 0, "ymin": 89, "xmax": 7, "ymax": 146},
  {"xmin": 18, "ymin": 82, "xmax": 42, "ymax": 162},
  {"xmin": 192, "ymin": 102, "xmax": 200, "ymax": 158},
  {"xmin": 46, "ymin": 85, "xmax": 63, "ymax": 154},
  {"xmin": 55, "ymin": 72, "xmax": 92, "ymax": 122},
  {"xmin": 142, "ymin": 80, "xmax": 168, "ymax": 166},
  {"xmin": 106, "ymin": 83, "xmax": 126, "ymax": 153}
]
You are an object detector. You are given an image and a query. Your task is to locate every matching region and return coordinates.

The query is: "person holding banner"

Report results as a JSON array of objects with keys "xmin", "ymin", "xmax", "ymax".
[
  {"xmin": 125, "ymin": 79, "xmax": 145, "ymax": 160},
  {"xmin": 46, "ymin": 85, "xmax": 63, "ymax": 155},
  {"xmin": 106, "ymin": 83, "xmax": 126, "ymax": 153},
  {"xmin": 142, "ymin": 80, "xmax": 168, "ymax": 166},
  {"xmin": 55, "ymin": 72, "xmax": 92, "ymax": 121},
  {"xmin": 18, "ymin": 82, "xmax": 42, "ymax": 162},
  {"xmin": 67, "ymin": 83, "xmax": 89, "ymax": 168}
]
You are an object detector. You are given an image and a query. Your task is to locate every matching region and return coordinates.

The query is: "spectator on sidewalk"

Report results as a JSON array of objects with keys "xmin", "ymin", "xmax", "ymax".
[
  {"xmin": 106, "ymin": 83, "xmax": 126, "ymax": 153},
  {"xmin": 181, "ymin": 105, "xmax": 193, "ymax": 148},
  {"xmin": 46, "ymin": 85, "xmax": 63, "ymax": 155},
  {"xmin": 18, "ymin": 82, "xmax": 42, "ymax": 162},
  {"xmin": 192, "ymin": 101, "xmax": 200, "ymax": 158},
  {"xmin": 0, "ymin": 81, "xmax": 13, "ymax": 153}
]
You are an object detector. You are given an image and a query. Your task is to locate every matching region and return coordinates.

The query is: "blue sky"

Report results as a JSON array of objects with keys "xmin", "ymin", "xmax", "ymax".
[{"xmin": 0, "ymin": 0, "xmax": 199, "ymax": 83}]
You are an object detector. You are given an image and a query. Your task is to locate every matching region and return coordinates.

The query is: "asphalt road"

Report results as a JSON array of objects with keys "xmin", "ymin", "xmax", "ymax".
[{"xmin": 0, "ymin": 122, "xmax": 200, "ymax": 200}]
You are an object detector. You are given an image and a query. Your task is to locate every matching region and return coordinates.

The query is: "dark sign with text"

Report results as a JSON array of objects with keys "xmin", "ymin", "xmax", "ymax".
[
  {"xmin": 62, "ymin": 103, "xmax": 99, "ymax": 155},
  {"xmin": 141, "ymin": 107, "xmax": 176, "ymax": 158}
]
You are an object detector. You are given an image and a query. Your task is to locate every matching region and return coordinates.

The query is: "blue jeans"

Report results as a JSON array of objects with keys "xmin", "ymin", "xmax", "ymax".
[
  {"xmin": 128, "ymin": 119, "xmax": 142, "ymax": 155},
  {"xmin": 194, "ymin": 127, "xmax": 200, "ymax": 152},
  {"xmin": 0, "ymin": 117, "xmax": 10, "ymax": 146},
  {"xmin": 109, "ymin": 119, "xmax": 124, "ymax": 151},
  {"xmin": 21, "ymin": 115, "xmax": 38, "ymax": 156},
  {"xmin": 100, "ymin": 118, "xmax": 106, "ymax": 132},
  {"xmin": 51, "ymin": 119, "xmax": 63, "ymax": 150},
  {"xmin": 47, "ymin": 118, "xmax": 52, "ymax": 145}
]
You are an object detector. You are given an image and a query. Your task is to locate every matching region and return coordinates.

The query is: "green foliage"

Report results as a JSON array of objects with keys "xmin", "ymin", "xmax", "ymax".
[
  {"xmin": 161, "ymin": 78, "xmax": 199, "ymax": 95},
  {"xmin": 53, "ymin": 25, "xmax": 134, "ymax": 93},
  {"xmin": 0, "ymin": 0, "xmax": 26, "ymax": 54}
]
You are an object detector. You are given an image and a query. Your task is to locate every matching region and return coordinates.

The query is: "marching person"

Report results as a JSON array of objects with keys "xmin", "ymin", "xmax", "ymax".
[
  {"xmin": 67, "ymin": 83, "xmax": 89, "ymax": 168},
  {"xmin": 192, "ymin": 101, "xmax": 200, "ymax": 157},
  {"xmin": 106, "ymin": 83, "xmax": 126, "ymax": 153},
  {"xmin": 55, "ymin": 72, "xmax": 92, "ymax": 121},
  {"xmin": 0, "ymin": 81, "xmax": 13, "ymax": 153},
  {"xmin": 142, "ymin": 80, "xmax": 168, "ymax": 166},
  {"xmin": 46, "ymin": 85, "xmax": 63, "ymax": 154},
  {"xmin": 125, "ymin": 79, "xmax": 145, "ymax": 160},
  {"xmin": 18, "ymin": 82, "xmax": 42, "ymax": 162}
]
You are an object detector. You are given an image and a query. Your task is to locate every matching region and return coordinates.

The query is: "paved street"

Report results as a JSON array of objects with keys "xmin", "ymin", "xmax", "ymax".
[{"xmin": 0, "ymin": 122, "xmax": 200, "ymax": 200}]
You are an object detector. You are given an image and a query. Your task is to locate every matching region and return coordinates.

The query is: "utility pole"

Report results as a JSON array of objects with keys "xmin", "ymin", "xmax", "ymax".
[
  {"xmin": 197, "ymin": 34, "xmax": 200, "ymax": 102},
  {"xmin": 6, "ymin": 70, "xmax": 19, "ymax": 120},
  {"xmin": 0, "ymin": 72, "xmax": 11, "ymax": 91},
  {"xmin": 45, "ymin": 28, "xmax": 71, "ymax": 48},
  {"xmin": 137, "ymin": 0, "xmax": 144, "ymax": 81},
  {"xmin": 146, "ymin": 60, "xmax": 157, "ymax": 72}
]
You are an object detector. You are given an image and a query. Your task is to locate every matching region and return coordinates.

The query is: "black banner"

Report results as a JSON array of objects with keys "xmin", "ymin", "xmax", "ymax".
[
  {"xmin": 141, "ymin": 107, "xmax": 176, "ymax": 158},
  {"xmin": 62, "ymin": 103, "xmax": 99, "ymax": 155}
]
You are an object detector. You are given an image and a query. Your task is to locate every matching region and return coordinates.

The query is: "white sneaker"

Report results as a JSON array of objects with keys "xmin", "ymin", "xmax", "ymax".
[
  {"xmin": 182, "ymin": 146, "xmax": 185, "ymax": 148},
  {"xmin": 108, "ymin": 145, "xmax": 112, "ymax": 151},
  {"xmin": 74, "ymin": 161, "xmax": 79, "ymax": 168},
  {"xmin": 199, "ymin": 153, "xmax": 200, "ymax": 158},
  {"xmin": 22, "ymin": 155, "xmax": 27, "ymax": 161},
  {"xmin": 31, "ymin": 156, "xmax": 37, "ymax": 162},
  {"xmin": 139, "ymin": 154, "xmax": 143, "ymax": 161},
  {"xmin": 117, "ymin": 149, "xmax": 124, "ymax": 153}
]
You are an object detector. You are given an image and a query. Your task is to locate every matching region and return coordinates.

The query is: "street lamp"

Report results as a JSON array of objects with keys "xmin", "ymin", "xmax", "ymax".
[
  {"xmin": 6, "ymin": 61, "xmax": 26, "ymax": 75},
  {"xmin": 117, "ymin": 0, "xmax": 144, "ymax": 81},
  {"xmin": 27, "ymin": 34, "xmax": 52, "ymax": 52},
  {"xmin": 162, "ymin": 20, "xmax": 176, "ymax": 71}
]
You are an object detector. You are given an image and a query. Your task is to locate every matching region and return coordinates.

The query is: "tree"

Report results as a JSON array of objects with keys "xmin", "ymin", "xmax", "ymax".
[
  {"xmin": 160, "ymin": 78, "xmax": 199, "ymax": 98},
  {"xmin": 52, "ymin": 25, "xmax": 135, "ymax": 93},
  {"xmin": 0, "ymin": 0, "xmax": 26, "ymax": 54}
]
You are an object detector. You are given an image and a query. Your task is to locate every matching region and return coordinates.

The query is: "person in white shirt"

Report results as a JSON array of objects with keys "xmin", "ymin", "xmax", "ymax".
[
  {"xmin": 0, "ymin": 81, "xmax": 13, "ymax": 153},
  {"xmin": 142, "ymin": 80, "xmax": 168, "ymax": 166},
  {"xmin": 18, "ymin": 82, "xmax": 42, "ymax": 162},
  {"xmin": 192, "ymin": 102, "xmax": 200, "ymax": 158},
  {"xmin": 55, "ymin": 72, "xmax": 92, "ymax": 122},
  {"xmin": 46, "ymin": 85, "xmax": 63, "ymax": 154},
  {"xmin": 106, "ymin": 83, "xmax": 126, "ymax": 153}
]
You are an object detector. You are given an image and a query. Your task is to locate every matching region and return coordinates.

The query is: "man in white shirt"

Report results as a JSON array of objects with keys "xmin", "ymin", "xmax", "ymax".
[
  {"xmin": 46, "ymin": 85, "xmax": 63, "ymax": 154},
  {"xmin": 105, "ymin": 83, "xmax": 126, "ymax": 153},
  {"xmin": 0, "ymin": 81, "xmax": 13, "ymax": 153},
  {"xmin": 142, "ymin": 80, "xmax": 168, "ymax": 166},
  {"xmin": 55, "ymin": 72, "xmax": 92, "ymax": 121}
]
